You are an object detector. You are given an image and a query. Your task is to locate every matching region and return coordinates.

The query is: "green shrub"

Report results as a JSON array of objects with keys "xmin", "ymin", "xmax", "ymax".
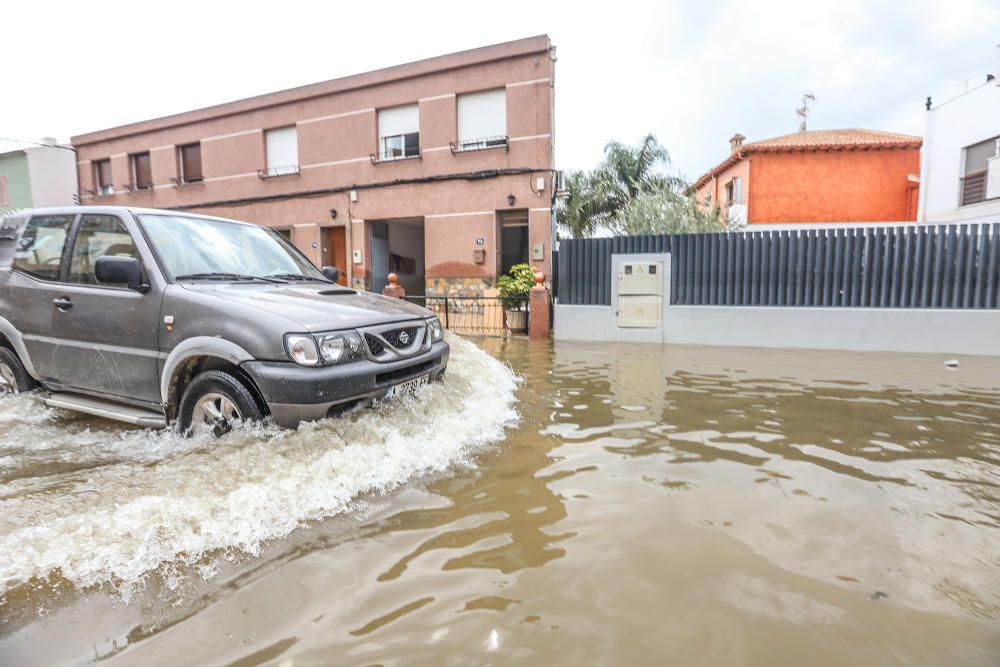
[{"xmin": 497, "ymin": 263, "xmax": 535, "ymax": 310}]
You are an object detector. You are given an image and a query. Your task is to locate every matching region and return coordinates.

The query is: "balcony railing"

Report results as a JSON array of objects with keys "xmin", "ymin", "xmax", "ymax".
[
  {"xmin": 370, "ymin": 149, "xmax": 422, "ymax": 165},
  {"xmin": 257, "ymin": 164, "xmax": 301, "ymax": 179},
  {"xmin": 961, "ymin": 171, "xmax": 987, "ymax": 206},
  {"xmin": 449, "ymin": 135, "xmax": 509, "ymax": 154}
]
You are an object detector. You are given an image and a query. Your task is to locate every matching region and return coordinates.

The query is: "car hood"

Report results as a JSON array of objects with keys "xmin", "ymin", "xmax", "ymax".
[{"xmin": 181, "ymin": 283, "xmax": 434, "ymax": 332}]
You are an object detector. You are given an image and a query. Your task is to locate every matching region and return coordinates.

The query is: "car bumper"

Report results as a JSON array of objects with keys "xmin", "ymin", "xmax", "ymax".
[{"xmin": 241, "ymin": 341, "xmax": 449, "ymax": 428}]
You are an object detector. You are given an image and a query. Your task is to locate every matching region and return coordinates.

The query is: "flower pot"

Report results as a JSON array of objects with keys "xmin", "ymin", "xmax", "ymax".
[{"xmin": 504, "ymin": 308, "xmax": 527, "ymax": 332}]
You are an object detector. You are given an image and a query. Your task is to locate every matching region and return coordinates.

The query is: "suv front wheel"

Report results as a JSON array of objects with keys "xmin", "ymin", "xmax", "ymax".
[
  {"xmin": 0, "ymin": 348, "xmax": 37, "ymax": 396},
  {"xmin": 178, "ymin": 370, "xmax": 264, "ymax": 437}
]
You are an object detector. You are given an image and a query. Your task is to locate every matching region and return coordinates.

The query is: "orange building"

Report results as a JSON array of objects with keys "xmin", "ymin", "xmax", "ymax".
[{"xmin": 692, "ymin": 129, "xmax": 922, "ymax": 224}]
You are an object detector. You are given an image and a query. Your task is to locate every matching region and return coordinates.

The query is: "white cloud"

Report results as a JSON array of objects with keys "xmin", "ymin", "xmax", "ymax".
[{"xmin": 1, "ymin": 0, "xmax": 996, "ymax": 184}]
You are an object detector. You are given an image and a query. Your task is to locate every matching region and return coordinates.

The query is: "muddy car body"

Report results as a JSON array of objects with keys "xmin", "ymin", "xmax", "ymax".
[{"xmin": 0, "ymin": 207, "xmax": 448, "ymax": 433}]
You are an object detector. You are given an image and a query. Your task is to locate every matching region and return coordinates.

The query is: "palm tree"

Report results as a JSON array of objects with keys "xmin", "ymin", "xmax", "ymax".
[{"xmin": 558, "ymin": 134, "xmax": 695, "ymax": 238}]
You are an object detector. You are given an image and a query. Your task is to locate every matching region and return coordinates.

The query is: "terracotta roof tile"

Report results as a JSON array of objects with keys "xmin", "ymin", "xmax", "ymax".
[{"xmin": 693, "ymin": 129, "xmax": 922, "ymax": 190}]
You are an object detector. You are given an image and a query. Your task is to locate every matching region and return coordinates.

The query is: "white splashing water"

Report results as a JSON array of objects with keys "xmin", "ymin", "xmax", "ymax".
[{"xmin": 0, "ymin": 334, "xmax": 517, "ymax": 595}]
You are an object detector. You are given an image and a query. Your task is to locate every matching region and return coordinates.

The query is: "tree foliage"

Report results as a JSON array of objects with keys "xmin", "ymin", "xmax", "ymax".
[
  {"xmin": 496, "ymin": 263, "xmax": 536, "ymax": 310},
  {"xmin": 557, "ymin": 133, "xmax": 735, "ymax": 238}
]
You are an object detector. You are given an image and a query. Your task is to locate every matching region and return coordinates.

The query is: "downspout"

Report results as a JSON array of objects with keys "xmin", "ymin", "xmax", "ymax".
[{"xmin": 345, "ymin": 192, "xmax": 354, "ymax": 288}]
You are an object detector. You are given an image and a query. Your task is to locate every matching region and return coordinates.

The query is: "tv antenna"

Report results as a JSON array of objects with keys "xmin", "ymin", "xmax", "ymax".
[{"xmin": 797, "ymin": 92, "xmax": 816, "ymax": 131}]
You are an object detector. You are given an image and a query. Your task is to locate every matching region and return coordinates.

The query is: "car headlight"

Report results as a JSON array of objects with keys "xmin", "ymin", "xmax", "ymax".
[
  {"xmin": 318, "ymin": 331, "xmax": 364, "ymax": 364},
  {"xmin": 426, "ymin": 317, "xmax": 443, "ymax": 342},
  {"xmin": 285, "ymin": 334, "xmax": 320, "ymax": 366}
]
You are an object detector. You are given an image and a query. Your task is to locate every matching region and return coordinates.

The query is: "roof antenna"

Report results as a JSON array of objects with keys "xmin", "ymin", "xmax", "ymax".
[{"xmin": 797, "ymin": 92, "xmax": 816, "ymax": 131}]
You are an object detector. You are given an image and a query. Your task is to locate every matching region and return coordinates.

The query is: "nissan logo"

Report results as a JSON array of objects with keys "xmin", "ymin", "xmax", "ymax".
[{"xmin": 398, "ymin": 330, "xmax": 410, "ymax": 345}]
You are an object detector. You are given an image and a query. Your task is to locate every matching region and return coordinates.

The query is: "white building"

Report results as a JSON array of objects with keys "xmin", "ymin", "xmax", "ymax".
[{"xmin": 918, "ymin": 66, "xmax": 1000, "ymax": 224}]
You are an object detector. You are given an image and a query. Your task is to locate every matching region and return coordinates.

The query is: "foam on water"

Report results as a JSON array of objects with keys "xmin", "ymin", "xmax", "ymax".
[{"xmin": 0, "ymin": 334, "xmax": 518, "ymax": 594}]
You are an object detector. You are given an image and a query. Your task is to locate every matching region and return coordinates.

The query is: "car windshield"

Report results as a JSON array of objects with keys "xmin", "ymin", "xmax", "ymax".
[{"xmin": 138, "ymin": 214, "xmax": 326, "ymax": 282}]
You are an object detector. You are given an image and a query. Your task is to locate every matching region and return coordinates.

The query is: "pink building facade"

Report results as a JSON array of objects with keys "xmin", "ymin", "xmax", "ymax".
[{"xmin": 71, "ymin": 36, "xmax": 556, "ymax": 296}]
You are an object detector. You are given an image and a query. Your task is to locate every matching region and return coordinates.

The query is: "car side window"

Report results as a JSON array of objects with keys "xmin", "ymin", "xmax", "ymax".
[
  {"xmin": 13, "ymin": 215, "xmax": 74, "ymax": 280},
  {"xmin": 69, "ymin": 215, "xmax": 139, "ymax": 286}
]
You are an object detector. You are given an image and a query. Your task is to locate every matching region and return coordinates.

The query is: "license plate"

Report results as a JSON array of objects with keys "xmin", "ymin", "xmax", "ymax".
[{"xmin": 386, "ymin": 374, "xmax": 429, "ymax": 399}]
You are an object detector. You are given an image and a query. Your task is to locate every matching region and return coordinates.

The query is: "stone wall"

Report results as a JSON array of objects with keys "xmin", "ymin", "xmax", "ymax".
[{"xmin": 425, "ymin": 277, "xmax": 493, "ymax": 298}]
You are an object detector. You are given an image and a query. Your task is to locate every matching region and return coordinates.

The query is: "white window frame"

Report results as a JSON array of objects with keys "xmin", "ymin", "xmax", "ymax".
[
  {"xmin": 377, "ymin": 105, "xmax": 420, "ymax": 161},
  {"xmin": 456, "ymin": 89, "xmax": 508, "ymax": 152},
  {"xmin": 262, "ymin": 126, "xmax": 300, "ymax": 178}
]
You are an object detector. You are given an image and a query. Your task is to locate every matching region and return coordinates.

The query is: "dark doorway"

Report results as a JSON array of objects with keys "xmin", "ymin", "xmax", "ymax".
[
  {"xmin": 370, "ymin": 218, "xmax": 425, "ymax": 295},
  {"xmin": 498, "ymin": 209, "xmax": 529, "ymax": 276}
]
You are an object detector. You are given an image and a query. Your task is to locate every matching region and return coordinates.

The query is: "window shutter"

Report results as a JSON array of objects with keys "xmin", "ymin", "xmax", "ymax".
[
  {"xmin": 133, "ymin": 153, "xmax": 152, "ymax": 187},
  {"xmin": 378, "ymin": 105, "xmax": 419, "ymax": 138},
  {"xmin": 458, "ymin": 89, "xmax": 506, "ymax": 142},
  {"xmin": 181, "ymin": 144, "xmax": 202, "ymax": 181},
  {"xmin": 266, "ymin": 127, "xmax": 299, "ymax": 169},
  {"xmin": 95, "ymin": 159, "xmax": 112, "ymax": 188}
]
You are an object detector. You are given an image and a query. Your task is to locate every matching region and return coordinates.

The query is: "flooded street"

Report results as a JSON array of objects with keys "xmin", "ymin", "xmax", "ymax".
[{"xmin": 1, "ymin": 335, "xmax": 999, "ymax": 666}]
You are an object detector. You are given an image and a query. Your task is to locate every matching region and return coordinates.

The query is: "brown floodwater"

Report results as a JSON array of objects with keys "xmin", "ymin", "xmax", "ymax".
[{"xmin": 0, "ymin": 335, "xmax": 998, "ymax": 666}]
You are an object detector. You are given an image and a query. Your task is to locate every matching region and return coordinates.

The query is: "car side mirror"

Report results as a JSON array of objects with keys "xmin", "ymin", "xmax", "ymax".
[
  {"xmin": 95, "ymin": 256, "xmax": 148, "ymax": 292},
  {"xmin": 322, "ymin": 266, "xmax": 340, "ymax": 283}
]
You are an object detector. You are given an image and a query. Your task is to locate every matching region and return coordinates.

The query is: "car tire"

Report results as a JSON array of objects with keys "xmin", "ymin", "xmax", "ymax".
[
  {"xmin": 177, "ymin": 370, "xmax": 263, "ymax": 437},
  {"xmin": 0, "ymin": 347, "xmax": 37, "ymax": 396}
]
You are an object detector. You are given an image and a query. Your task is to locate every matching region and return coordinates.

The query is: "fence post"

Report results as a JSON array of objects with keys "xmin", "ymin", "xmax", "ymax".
[
  {"xmin": 382, "ymin": 273, "xmax": 405, "ymax": 299},
  {"xmin": 529, "ymin": 272, "xmax": 551, "ymax": 340}
]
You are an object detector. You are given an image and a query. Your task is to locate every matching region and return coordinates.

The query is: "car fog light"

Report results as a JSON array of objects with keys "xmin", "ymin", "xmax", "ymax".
[{"xmin": 285, "ymin": 335, "xmax": 320, "ymax": 366}]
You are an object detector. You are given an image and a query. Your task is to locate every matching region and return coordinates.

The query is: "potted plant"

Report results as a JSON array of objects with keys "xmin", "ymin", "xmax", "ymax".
[{"xmin": 496, "ymin": 263, "xmax": 535, "ymax": 332}]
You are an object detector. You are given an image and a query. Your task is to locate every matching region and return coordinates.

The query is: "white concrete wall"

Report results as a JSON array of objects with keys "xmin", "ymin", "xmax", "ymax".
[
  {"xmin": 919, "ymin": 78, "xmax": 1000, "ymax": 224},
  {"xmin": 25, "ymin": 145, "xmax": 77, "ymax": 207},
  {"xmin": 554, "ymin": 249, "xmax": 1000, "ymax": 356},
  {"xmin": 555, "ymin": 303, "xmax": 1000, "ymax": 356}
]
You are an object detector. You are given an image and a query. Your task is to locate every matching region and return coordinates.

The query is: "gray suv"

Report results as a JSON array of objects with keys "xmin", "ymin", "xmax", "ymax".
[{"xmin": 0, "ymin": 207, "xmax": 448, "ymax": 435}]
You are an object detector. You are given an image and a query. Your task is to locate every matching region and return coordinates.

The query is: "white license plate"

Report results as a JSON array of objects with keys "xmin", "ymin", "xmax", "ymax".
[{"xmin": 386, "ymin": 374, "xmax": 429, "ymax": 399}]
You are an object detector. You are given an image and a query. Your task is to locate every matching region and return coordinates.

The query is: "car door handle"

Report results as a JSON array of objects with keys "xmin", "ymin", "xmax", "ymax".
[{"xmin": 53, "ymin": 297, "xmax": 73, "ymax": 310}]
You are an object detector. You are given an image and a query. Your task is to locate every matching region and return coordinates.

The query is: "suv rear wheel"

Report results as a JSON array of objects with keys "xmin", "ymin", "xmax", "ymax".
[
  {"xmin": 0, "ymin": 348, "xmax": 37, "ymax": 396},
  {"xmin": 177, "ymin": 370, "xmax": 263, "ymax": 437}
]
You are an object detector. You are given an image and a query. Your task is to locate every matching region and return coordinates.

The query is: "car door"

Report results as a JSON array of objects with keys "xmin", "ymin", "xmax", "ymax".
[
  {"xmin": 7, "ymin": 213, "xmax": 78, "ymax": 385},
  {"xmin": 47, "ymin": 213, "xmax": 163, "ymax": 405}
]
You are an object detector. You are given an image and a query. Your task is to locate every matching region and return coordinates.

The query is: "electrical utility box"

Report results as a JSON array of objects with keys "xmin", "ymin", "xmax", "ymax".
[{"xmin": 616, "ymin": 262, "xmax": 663, "ymax": 328}]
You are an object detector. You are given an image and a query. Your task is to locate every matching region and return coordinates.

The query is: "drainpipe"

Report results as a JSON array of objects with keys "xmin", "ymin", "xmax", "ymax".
[{"xmin": 344, "ymin": 193, "xmax": 354, "ymax": 287}]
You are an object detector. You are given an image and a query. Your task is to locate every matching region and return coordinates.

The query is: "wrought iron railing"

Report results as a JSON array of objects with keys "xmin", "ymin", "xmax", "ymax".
[
  {"xmin": 404, "ymin": 295, "xmax": 529, "ymax": 336},
  {"xmin": 257, "ymin": 164, "xmax": 301, "ymax": 179},
  {"xmin": 449, "ymin": 136, "xmax": 510, "ymax": 154}
]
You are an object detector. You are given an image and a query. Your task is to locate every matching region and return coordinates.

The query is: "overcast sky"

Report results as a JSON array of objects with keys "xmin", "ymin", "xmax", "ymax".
[{"xmin": 2, "ymin": 0, "xmax": 997, "ymax": 181}]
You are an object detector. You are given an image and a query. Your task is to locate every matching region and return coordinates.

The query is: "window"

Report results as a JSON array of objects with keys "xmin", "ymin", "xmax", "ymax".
[
  {"xmin": 13, "ymin": 215, "xmax": 73, "ymax": 280},
  {"xmin": 457, "ymin": 89, "xmax": 507, "ymax": 151},
  {"xmin": 130, "ymin": 152, "xmax": 152, "ymax": 191},
  {"xmin": 725, "ymin": 177, "xmax": 743, "ymax": 205},
  {"xmin": 961, "ymin": 135, "xmax": 999, "ymax": 206},
  {"xmin": 69, "ymin": 215, "xmax": 138, "ymax": 286},
  {"xmin": 262, "ymin": 126, "xmax": 299, "ymax": 178},
  {"xmin": 139, "ymin": 214, "xmax": 323, "ymax": 280},
  {"xmin": 93, "ymin": 159, "xmax": 113, "ymax": 196},
  {"xmin": 377, "ymin": 104, "xmax": 419, "ymax": 160},
  {"xmin": 177, "ymin": 143, "xmax": 203, "ymax": 183}
]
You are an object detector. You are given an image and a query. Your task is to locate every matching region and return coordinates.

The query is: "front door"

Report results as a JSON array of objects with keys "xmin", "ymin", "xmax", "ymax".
[
  {"xmin": 49, "ymin": 213, "xmax": 162, "ymax": 404},
  {"xmin": 321, "ymin": 226, "xmax": 347, "ymax": 286}
]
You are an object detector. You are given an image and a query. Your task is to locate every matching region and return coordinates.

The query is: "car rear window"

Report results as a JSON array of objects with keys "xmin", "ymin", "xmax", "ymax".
[{"xmin": 13, "ymin": 215, "xmax": 74, "ymax": 280}]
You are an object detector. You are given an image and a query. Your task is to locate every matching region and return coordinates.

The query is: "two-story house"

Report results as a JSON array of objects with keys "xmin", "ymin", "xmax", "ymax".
[
  {"xmin": 918, "ymin": 65, "xmax": 1000, "ymax": 224},
  {"xmin": 71, "ymin": 36, "xmax": 556, "ymax": 297}
]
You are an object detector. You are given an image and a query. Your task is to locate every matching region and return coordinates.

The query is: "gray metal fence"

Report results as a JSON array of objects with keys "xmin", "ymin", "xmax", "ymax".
[{"xmin": 557, "ymin": 223, "xmax": 1000, "ymax": 309}]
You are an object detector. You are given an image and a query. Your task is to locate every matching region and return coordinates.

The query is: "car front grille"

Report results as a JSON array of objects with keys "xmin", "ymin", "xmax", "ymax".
[
  {"xmin": 362, "ymin": 322, "xmax": 425, "ymax": 361},
  {"xmin": 382, "ymin": 327, "xmax": 418, "ymax": 349},
  {"xmin": 365, "ymin": 334, "xmax": 386, "ymax": 356}
]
